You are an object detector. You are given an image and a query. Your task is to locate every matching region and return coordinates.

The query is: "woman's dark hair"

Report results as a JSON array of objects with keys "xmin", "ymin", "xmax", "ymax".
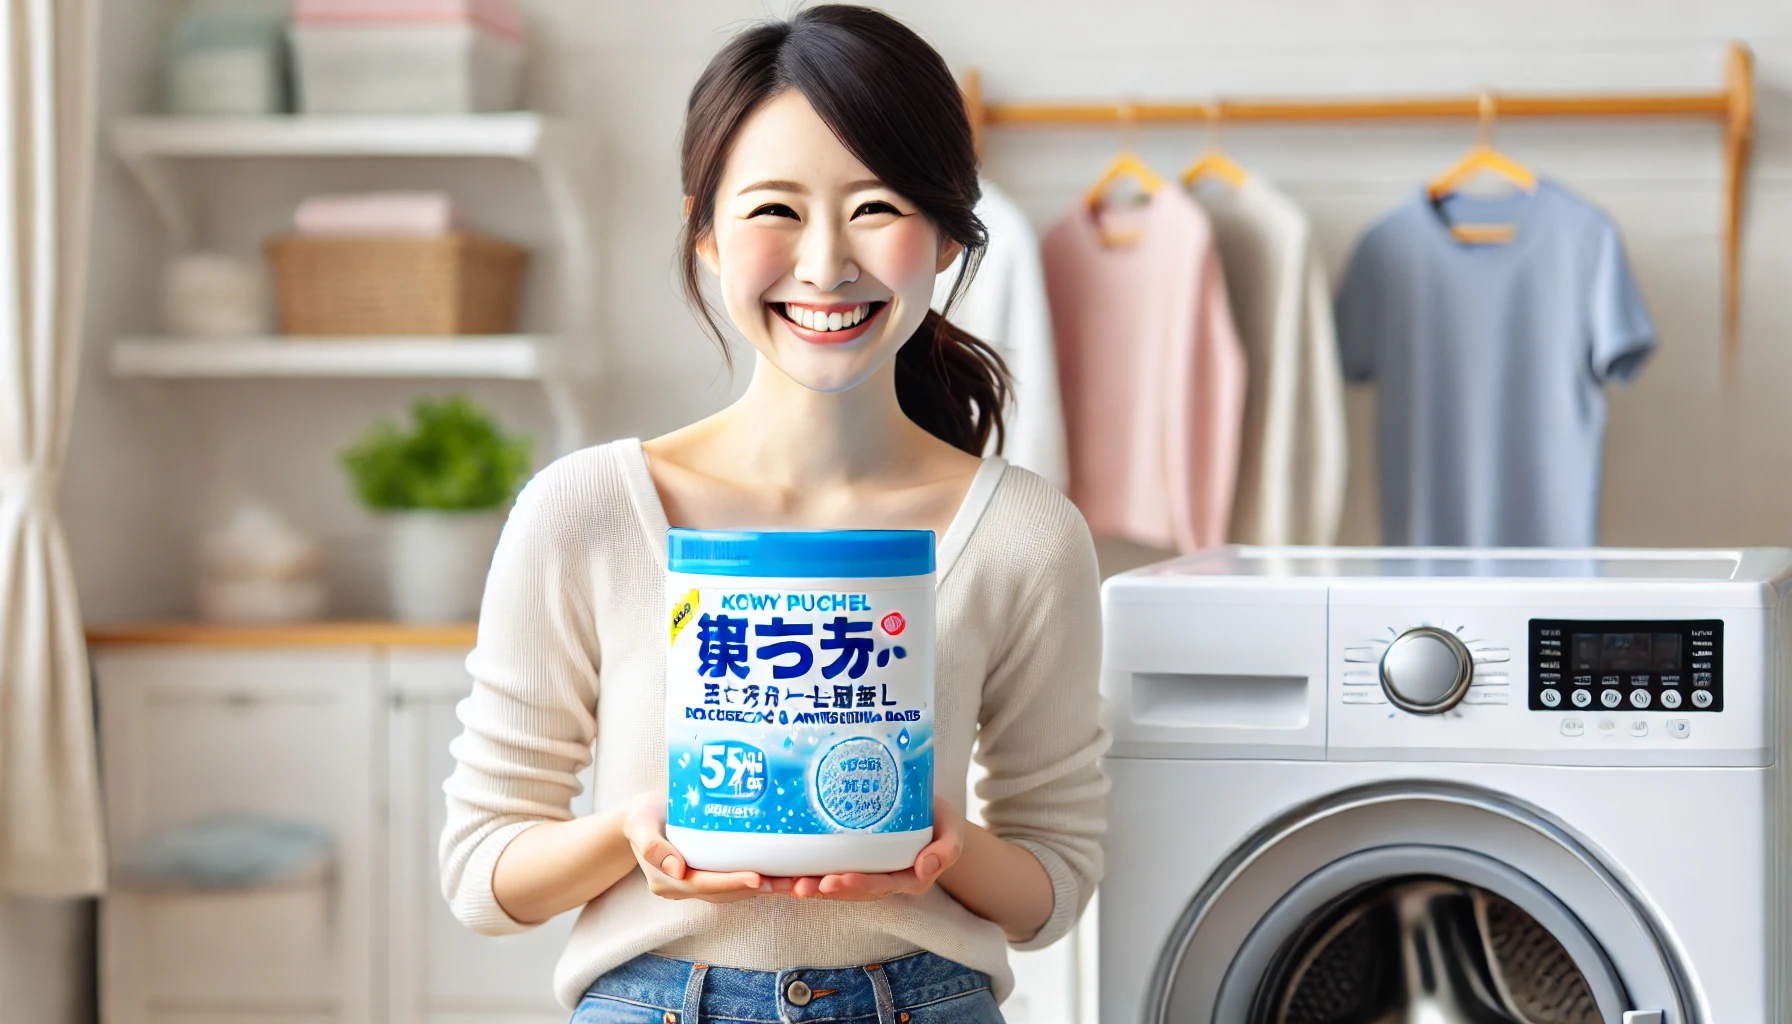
[{"xmin": 679, "ymin": 4, "xmax": 1009, "ymax": 456}]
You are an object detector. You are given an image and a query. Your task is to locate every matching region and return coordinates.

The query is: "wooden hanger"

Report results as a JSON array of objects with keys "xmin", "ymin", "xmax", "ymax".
[
  {"xmin": 1180, "ymin": 101, "xmax": 1250, "ymax": 189},
  {"xmin": 1427, "ymin": 91, "xmax": 1536, "ymax": 244},
  {"xmin": 1085, "ymin": 104, "xmax": 1164, "ymax": 244},
  {"xmin": 1084, "ymin": 149, "xmax": 1165, "ymax": 212}
]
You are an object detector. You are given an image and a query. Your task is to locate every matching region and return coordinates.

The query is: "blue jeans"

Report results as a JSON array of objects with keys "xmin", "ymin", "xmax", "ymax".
[{"xmin": 573, "ymin": 951, "xmax": 1005, "ymax": 1024}]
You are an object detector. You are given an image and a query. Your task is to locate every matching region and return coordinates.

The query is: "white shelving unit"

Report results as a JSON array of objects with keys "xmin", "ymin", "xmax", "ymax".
[
  {"xmin": 111, "ymin": 336, "xmax": 555, "ymax": 379},
  {"xmin": 113, "ymin": 113, "xmax": 557, "ymax": 161},
  {"xmin": 110, "ymin": 113, "xmax": 599, "ymax": 454}
]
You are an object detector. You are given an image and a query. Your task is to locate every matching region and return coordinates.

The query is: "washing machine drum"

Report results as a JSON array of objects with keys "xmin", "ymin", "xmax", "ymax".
[
  {"xmin": 1263, "ymin": 877, "xmax": 1597, "ymax": 1023},
  {"xmin": 1149, "ymin": 784, "xmax": 1696, "ymax": 1024}
]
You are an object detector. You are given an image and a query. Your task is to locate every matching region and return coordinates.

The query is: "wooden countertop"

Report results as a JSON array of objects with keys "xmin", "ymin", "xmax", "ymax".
[{"xmin": 85, "ymin": 621, "xmax": 477, "ymax": 648}]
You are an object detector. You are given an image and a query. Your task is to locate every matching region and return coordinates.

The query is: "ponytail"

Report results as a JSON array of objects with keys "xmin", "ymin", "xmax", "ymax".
[{"xmin": 897, "ymin": 309, "xmax": 1010, "ymax": 457}]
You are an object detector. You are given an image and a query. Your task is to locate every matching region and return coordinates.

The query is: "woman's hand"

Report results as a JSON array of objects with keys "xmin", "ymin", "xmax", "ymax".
[
  {"xmin": 787, "ymin": 796, "xmax": 965, "ymax": 901},
  {"xmin": 622, "ymin": 791, "xmax": 770, "ymax": 903}
]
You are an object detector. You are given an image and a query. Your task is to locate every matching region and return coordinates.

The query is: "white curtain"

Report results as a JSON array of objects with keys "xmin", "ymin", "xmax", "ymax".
[{"xmin": 0, "ymin": 0, "xmax": 103, "ymax": 896}]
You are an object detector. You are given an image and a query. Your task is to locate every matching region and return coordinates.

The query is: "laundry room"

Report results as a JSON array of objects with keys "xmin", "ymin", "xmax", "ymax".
[{"xmin": 1, "ymin": 1, "xmax": 1788, "ymax": 1023}]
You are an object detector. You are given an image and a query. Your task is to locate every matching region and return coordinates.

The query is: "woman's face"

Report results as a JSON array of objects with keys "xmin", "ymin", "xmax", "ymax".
[{"xmin": 698, "ymin": 88, "xmax": 961, "ymax": 394}]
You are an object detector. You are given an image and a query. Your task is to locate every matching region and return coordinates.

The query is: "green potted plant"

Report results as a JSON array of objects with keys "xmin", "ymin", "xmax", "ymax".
[{"xmin": 341, "ymin": 395, "xmax": 531, "ymax": 623}]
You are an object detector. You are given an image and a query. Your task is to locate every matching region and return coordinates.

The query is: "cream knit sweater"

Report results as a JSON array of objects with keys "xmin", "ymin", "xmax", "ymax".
[{"xmin": 439, "ymin": 439, "xmax": 1109, "ymax": 1007}]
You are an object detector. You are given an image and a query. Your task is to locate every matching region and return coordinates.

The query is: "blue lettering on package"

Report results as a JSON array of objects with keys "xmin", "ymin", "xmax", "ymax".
[{"xmin": 668, "ymin": 585, "xmax": 932, "ymax": 836}]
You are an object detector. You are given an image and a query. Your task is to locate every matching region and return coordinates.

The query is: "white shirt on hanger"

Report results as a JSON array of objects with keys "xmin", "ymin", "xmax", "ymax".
[
  {"xmin": 933, "ymin": 180, "xmax": 1070, "ymax": 491},
  {"xmin": 1194, "ymin": 175, "xmax": 1347, "ymax": 545}
]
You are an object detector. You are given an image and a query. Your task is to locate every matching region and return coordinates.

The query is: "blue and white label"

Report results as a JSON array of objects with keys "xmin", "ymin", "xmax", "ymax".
[{"xmin": 666, "ymin": 577, "xmax": 933, "ymax": 836}]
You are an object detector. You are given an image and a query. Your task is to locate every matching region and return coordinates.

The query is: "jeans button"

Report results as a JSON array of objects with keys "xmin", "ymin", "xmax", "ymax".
[{"xmin": 786, "ymin": 979, "xmax": 813, "ymax": 1007}]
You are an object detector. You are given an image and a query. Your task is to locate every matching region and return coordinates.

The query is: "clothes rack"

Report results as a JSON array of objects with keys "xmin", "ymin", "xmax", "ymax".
[{"xmin": 961, "ymin": 41, "xmax": 1756, "ymax": 373}]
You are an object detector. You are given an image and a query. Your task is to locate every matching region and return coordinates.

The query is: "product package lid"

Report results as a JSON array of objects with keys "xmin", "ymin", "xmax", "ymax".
[{"xmin": 668, "ymin": 528, "xmax": 934, "ymax": 579}]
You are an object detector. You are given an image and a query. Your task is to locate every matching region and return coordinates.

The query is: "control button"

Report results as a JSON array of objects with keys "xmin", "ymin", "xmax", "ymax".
[
  {"xmin": 1600, "ymin": 689, "xmax": 1622, "ymax": 709},
  {"xmin": 1694, "ymin": 672, "xmax": 1713, "ymax": 686},
  {"xmin": 1461, "ymin": 689, "xmax": 1509, "ymax": 705},
  {"xmin": 1691, "ymin": 690, "xmax": 1714, "ymax": 708},
  {"xmin": 1342, "ymin": 670, "xmax": 1376, "ymax": 686},
  {"xmin": 1571, "ymin": 689, "xmax": 1592, "ymax": 708},
  {"xmin": 1630, "ymin": 720, "xmax": 1649, "ymax": 738},
  {"xmin": 1598, "ymin": 719, "xmax": 1617, "ymax": 735},
  {"xmin": 1379, "ymin": 628, "xmax": 1474, "ymax": 714},
  {"xmin": 1629, "ymin": 689, "xmax": 1652, "ymax": 709},
  {"xmin": 1471, "ymin": 647, "xmax": 1511, "ymax": 663},
  {"xmin": 1560, "ymin": 718, "xmax": 1584, "ymax": 737},
  {"xmin": 1471, "ymin": 673, "xmax": 1509, "ymax": 687},
  {"xmin": 1660, "ymin": 689, "xmax": 1682, "ymax": 709},
  {"xmin": 1667, "ymin": 719, "xmax": 1690, "ymax": 739},
  {"xmin": 1540, "ymin": 689, "xmax": 1562, "ymax": 707},
  {"xmin": 1342, "ymin": 689, "xmax": 1388, "ymax": 705},
  {"xmin": 1343, "ymin": 647, "xmax": 1380, "ymax": 663},
  {"xmin": 1573, "ymin": 675, "xmax": 1593, "ymax": 686}
]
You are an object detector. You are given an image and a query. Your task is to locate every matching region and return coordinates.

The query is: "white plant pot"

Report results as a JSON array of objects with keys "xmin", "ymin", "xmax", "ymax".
[{"xmin": 386, "ymin": 509, "xmax": 503, "ymax": 623}]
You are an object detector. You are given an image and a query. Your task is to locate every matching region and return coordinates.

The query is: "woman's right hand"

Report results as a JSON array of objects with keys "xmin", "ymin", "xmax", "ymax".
[{"xmin": 622, "ymin": 791, "xmax": 773, "ymax": 903}]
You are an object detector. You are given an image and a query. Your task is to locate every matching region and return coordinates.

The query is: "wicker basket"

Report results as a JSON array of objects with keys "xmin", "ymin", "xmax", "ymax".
[{"xmin": 265, "ymin": 232, "xmax": 529, "ymax": 335}]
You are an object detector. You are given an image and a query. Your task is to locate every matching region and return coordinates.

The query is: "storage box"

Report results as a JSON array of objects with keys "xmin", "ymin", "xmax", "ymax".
[
  {"xmin": 165, "ymin": 12, "xmax": 288, "ymax": 115},
  {"xmin": 265, "ymin": 233, "xmax": 528, "ymax": 336},
  {"xmin": 293, "ymin": 0, "xmax": 521, "ymax": 40},
  {"xmin": 289, "ymin": 23, "xmax": 520, "ymax": 114}
]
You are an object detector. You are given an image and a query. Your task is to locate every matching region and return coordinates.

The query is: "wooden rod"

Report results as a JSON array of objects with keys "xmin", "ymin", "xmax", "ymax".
[
  {"xmin": 963, "ymin": 67, "xmax": 985, "ymax": 160},
  {"xmin": 982, "ymin": 92, "xmax": 1732, "ymax": 125},
  {"xmin": 1723, "ymin": 41, "xmax": 1756, "ymax": 375}
]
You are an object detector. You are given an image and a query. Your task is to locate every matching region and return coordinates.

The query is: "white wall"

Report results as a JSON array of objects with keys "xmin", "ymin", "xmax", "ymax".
[{"xmin": 65, "ymin": 1, "xmax": 1792, "ymax": 618}]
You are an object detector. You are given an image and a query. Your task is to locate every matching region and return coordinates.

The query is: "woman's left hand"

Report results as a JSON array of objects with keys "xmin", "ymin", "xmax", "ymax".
[{"xmin": 784, "ymin": 796, "xmax": 965, "ymax": 900}]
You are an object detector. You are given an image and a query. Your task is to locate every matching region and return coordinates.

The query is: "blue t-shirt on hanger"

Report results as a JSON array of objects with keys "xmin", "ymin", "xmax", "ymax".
[{"xmin": 1335, "ymin": 179, "xmax": 1656, "ymax": 547}]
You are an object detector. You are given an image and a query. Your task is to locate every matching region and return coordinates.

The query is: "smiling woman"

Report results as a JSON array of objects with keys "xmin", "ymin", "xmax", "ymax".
[
  {"xmin": 436, "ymin": 7, "xmax": 1108, "ymax": 1024},
  {"xmin": 677, "ymin": 10, "xmax": 1007, "ymax": 456}
]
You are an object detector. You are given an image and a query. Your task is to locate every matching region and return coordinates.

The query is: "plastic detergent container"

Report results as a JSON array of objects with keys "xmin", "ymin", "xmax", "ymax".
[{"xmin": 665, "ymin": 528, "xmax": 935, "ymax": 876}]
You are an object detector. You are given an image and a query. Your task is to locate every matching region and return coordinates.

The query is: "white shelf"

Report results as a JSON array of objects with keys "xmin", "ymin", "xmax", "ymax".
[
  {"xmin": 108, "ymin": 111, "xmax": 599, "ymax": 455},
  {"xmin": 110, "ymin": 336, "xmax": 554, "ymax": 380},
  {"xmin": 112, "ymin": 113, "xmax": 558, "ymax": 161}
]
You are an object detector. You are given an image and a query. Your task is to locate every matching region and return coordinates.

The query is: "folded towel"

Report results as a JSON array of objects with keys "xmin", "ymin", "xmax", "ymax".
[
  {"xmin": 116, "ymin": 813, "xmax": 334, "ymax": 891},
  {"xmin": 292, "ymin": 0, "xmax": 519, "ymax": 39},
  {"xmin": 294, "ymin": 191, "xmax": 458, "ymax": 237}
]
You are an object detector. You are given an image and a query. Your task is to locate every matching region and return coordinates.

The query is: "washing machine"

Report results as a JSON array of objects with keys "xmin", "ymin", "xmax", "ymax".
[{"xmin": 1098, "ymin": 546, "xmax": 1792, "ymax": 1024}]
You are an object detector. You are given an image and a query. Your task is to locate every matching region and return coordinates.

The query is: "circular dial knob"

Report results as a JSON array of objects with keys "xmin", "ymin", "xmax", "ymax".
[{"xmin": 1380, "ymin": 627, "xmax": 1474, "ymax": 714}]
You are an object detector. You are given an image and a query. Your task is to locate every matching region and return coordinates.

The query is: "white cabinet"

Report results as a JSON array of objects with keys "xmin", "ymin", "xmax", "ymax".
[
  {"xmin": 95, "ymin": 648, "xmax": 380, "ymax": 1024},
  {"xmin": 385, "ymin": 649, "xmax": 589, "ymax": 1024}
]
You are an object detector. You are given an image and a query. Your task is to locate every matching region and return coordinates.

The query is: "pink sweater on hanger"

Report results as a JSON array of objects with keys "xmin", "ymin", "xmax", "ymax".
[{"xmin": 1043, "ymin": 186, "xmax": 1247, "ymax": 554}]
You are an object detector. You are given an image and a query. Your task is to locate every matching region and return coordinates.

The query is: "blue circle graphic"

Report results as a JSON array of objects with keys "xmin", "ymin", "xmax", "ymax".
[{"xmin": 814, "ymin": 737, "xmax": 899, "ymax": 830}]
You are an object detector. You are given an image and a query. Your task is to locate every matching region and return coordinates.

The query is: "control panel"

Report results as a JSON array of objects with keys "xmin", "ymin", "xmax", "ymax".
[{"xmin": 1529, "ymin": 619, "xmax": 1723, "ymax": 713}]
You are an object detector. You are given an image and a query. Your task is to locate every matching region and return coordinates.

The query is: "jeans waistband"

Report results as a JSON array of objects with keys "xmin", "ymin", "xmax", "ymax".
[{"xmin": 586, "ymin": 951, "xmax": 991, "ymax": 1023}]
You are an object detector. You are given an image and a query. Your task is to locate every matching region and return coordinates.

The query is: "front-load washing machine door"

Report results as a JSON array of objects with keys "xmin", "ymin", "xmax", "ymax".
[{"xmin": 1148, "ymin": 782, "xmax": 1696, "ymax": 1024}]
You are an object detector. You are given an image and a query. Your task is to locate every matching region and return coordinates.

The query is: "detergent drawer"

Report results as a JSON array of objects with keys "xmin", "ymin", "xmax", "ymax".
[{"xmin": 1101, "ymin": 574, "xmax": 1328, "ymax": 759}]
